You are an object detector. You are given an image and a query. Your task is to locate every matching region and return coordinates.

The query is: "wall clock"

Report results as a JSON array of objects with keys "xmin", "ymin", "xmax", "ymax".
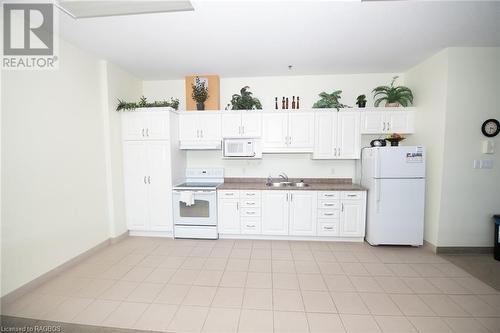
[{"xmin": 481, "ymin": 119, "xmax": 499, "ymax": 137}]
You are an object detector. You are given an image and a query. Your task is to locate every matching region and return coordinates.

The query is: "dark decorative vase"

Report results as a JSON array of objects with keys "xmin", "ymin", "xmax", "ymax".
[
  {"xmin": 196, "ymin": 102, "xmax": 205, "ymax": 110},
  {"xmin": 358, "ymin": 101, "xmax": 366, "ymax": 108}
]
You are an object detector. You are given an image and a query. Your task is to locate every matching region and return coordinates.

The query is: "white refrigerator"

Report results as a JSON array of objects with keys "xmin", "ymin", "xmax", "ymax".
[{"xmin": 361, "ymin": 146, "xmax": 425, "ymax": 246}]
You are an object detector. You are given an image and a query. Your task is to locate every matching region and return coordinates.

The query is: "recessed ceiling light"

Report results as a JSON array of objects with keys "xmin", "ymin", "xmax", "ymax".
[{"xmin": 56, "ymin": 1, "xmax": 194, "ymax": 19}]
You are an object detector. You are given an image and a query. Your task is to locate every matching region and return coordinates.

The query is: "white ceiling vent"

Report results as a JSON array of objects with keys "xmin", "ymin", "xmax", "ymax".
[{"xmin": 57, "ymin": 1, "xmax": 194, "ymax": 19}]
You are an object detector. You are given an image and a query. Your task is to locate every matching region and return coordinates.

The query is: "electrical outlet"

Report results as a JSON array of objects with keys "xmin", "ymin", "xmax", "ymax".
[
  {"xmin": 473, "ymin": 160, "xmax": 481, "ymax": 169},
  {"xmin": 330, "ymin": 167, "xmax": 335, "ymax": 174}
]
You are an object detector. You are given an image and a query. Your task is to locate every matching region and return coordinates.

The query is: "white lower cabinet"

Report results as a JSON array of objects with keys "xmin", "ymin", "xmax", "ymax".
[
  {"xmin": 262, "ymin": 191, "xmax": 289, "ymax": 235},
  {"xmin": 217, "ymin": 189, "xmax": 366, "ymax": 239},
  {"xmin": 289, "ymin": 191, "xmax": 317, "ymax": 236}
]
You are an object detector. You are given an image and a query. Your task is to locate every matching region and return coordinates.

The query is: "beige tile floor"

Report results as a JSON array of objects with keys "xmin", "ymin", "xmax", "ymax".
[{"xmin": 2, "ymin": 237, "xmax": 500, "ymax": 333}]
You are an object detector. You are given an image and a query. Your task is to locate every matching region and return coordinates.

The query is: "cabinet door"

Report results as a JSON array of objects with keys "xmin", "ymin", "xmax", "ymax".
[
  {"xmin": 122, "ymin": 112, "xmax": 147, "ymax": 140},
  {"xmin": 262, "ymin": 191, "xmax": 289, "ymax": 235},
  {"xmin": 360, "ymin": 112, "xmax": 384, "ymax": 134},
  {"xmin": 218, "ymin": 199, "xmax": 240, "ymax": 234},
  {"xmin": 262, "ymin": 113, "xmax": 288, "ymax": 151},
  {"xmin": 313, "ymin": 112, "xmax": 335, "ymax": 159},
  {"xmin": 289, "ymin": 191, "xmax": 317, "ymax": 236},
  {"xmin": 147, "ymin": 112, "xmax": 170, "ymax": 140},
  {"xmin": 198, "ymin": 113, "xmax": 221, "ymax": 141},
  {"xmin": 337, "ymin": 112, "xmax": 360, "ymax": 159},
  {"xmin": 221, "ymin": 112, "xmax": 242, "ymax": 138},
  {"xmin": 386, "ymin": 111, "xmax": 414, "ymax": 133},
  {"xmin": 179, "ymin": 113, "xmax": 200, "ymax": 141},
  {"xmin": 123, "ymin": 142, "xmax": 149, "ymax": 230},
  {"xmin": 340, "ymin": 200, "xmax": 365, "ymax": 237},
  {"xmin": 288, "ymin": 113, "xmax": 314, "ymax": 150},
  {"xmin": 241, "ymin": 112, "xmax": 262, "ymax": 137},
  {"xmin": 147, "ymin": 142, "xmax": 172, "ymax": 231}
]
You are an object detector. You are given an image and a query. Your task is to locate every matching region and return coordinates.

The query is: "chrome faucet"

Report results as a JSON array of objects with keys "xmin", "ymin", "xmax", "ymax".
[{"xmin": 278, "ymin": 172, "xmax": 289, "ymax": 182}]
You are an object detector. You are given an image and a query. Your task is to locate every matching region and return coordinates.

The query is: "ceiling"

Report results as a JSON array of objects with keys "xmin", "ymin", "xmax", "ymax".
[{"xmin": 59, "ymin": 0, "xmax": 500, "ymax": 80}]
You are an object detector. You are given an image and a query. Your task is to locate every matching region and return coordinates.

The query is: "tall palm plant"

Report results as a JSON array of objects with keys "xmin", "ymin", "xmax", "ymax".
[{"xmin": 373, "ymin": 76, "xmax": 413, "ymax": 107}]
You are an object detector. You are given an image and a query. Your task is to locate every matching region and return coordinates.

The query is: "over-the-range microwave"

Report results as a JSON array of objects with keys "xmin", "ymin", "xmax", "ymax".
[{"xmin": 223, "ymin": 138, "xmax": 262, "ymax": 158}]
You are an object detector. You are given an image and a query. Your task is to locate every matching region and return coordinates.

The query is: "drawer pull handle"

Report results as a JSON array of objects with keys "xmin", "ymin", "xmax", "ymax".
[
  {"xmin": 324, "ymin": 226, "xmax": 333, "ymax": 230},
  {"xmin": 246, "ymin": 193, "xmax": 256, "ymax": 196},
  {"xmin": 246, "ymin": 211, "xmax": 256, "ymax": 215},
  {"xmin": 246, "ymin": 224, "xmax": 256, "ymax": 228},
  {"xmin": 347, "ymin": 194, "xmax": 357, "ymax": 197},
  {"xmin": 225, "ymin": 193, "xmax": 234, "ymax": 196},
  {"xmin": 324, "ymin": 213, "xmax": 334, "ymax": 216},
  {"xmin": 324, "ymin": 194, "xmax": 335, "ymax": 197},
  {"xmin": 324, "ymin": 203, "xmax": 334, "ymax": 206},
  {"xmin": 246, "ymin": 202, "xmax": 255, "ymax": 205}
]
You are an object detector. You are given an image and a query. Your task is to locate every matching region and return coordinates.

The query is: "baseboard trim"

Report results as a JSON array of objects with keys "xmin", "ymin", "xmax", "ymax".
[
  {"xmin": 423, "ymin": 240, "xmax": 437, "ymax": 253},
  {"xmin": 436, "ymin": 246, "xmax": 493, "ymax": 255},
  {"xmin": 129, "ymin": 230, "xmax": 173, "ymax": 237},
  {"xmin": 219, "ymin": 234, "xmax": 364, "ymax": 242},
  {"xmin": 0, "ymin": 231, "xmax": 129, "ymax": 306}
]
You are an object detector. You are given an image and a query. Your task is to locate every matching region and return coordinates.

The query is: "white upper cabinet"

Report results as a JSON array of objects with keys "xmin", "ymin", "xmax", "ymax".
[
  {"xmin": 262, "ymin": 190, "xmax": 289, "ymax": 235},
  {"xmin": 313, "ymin": 111, "xmax": 360, "ymax": 159},
  {"xmin": 360, "ymin": 109, "xmax": 415, "ymax": 134},
  {"xmin": 122, "ymin": 109, "xmax": 170, "ymax": 141},
  {"xmin": 262, "ymin": 112, "xmax": 314, "ymax": 153},
  {"xmin": 289, "ymin": 191, "xmax": 317, "ymax": 236},
  {"xmin": 179, "ymin": 112, "xmax": 221, "ymax": 148},
  {"xmin": 222, "ymin": 111, "xmax": 262, "ymax": 138}
]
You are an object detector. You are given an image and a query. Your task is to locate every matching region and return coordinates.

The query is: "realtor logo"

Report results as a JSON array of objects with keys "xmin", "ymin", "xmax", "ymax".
[{"xmin": 2, "ymin": 1, "xmax": 59, "ymax": 70}]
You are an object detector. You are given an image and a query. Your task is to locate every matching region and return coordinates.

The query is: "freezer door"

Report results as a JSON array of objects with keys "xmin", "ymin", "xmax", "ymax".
[
  {"xmin": 375, "ymin": 146, "xmax": 426, "ymax": 178},
  {"xmin": 366, "ymin": 178, "xmax": 425, "ymax": 246}
]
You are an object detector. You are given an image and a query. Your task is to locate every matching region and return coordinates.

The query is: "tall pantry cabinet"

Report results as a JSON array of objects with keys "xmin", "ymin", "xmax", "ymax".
[{"xmin": 121, "ymin": 108, "xmax": 184, "ymax": 236}]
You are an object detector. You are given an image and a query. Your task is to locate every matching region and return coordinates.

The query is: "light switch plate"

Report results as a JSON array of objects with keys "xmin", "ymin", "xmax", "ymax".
[
  {"xmin": 482, "ymin": 140, "xmax": 495, "ymax": 154},
  {"xmin": 473, "ymin": 160, "xmax": 481, "ymax": 169}
]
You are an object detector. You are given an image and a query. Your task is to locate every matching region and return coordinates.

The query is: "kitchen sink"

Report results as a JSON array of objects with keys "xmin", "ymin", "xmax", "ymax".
[{"xmin": 266, "ymin": 182, "xmax": 309, "ymax": 188}]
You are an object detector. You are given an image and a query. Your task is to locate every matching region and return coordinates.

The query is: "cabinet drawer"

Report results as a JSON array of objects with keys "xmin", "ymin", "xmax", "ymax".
[
  {"xmin": 218, "ymin": 190, "xmax": 239, "ymax": 199},
  {"xmin": 241, "ymin": 217, "xmax": 261, "ymax": 234},
  {"xmin": 240, "ymin": 199, "xmax": 260, "ymax": 208},
  {"xmin": 241, "ymin": 190, "xmax": 261, "ymax": 199},
  {"xmin": 340, "ymin": 191, "xmax": 364, "ymax": 200},
  {"xmin": 318, "ymin": 191, "xmax": 339, "ymax": 200},
  {"xmin": 318, "ymin": 200, "xmax": 340, "ymax": 210},
  {"xmin": 241, "ymin": 208, "xmax": 261, "ymax": 217},
  {"xmin": 317, "ymin": 220, "xmax": 339, "ymax": 236},
  {"xmin": 318, "ymin": 210, "xmax": 340, "ymax": 219}
]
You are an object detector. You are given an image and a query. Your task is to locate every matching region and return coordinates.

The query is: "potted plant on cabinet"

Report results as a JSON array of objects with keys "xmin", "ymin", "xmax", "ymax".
[
  {"xmin": 230, "ymin": 86, "xmax": 262, "ymax": 110},
  {"xmin": 356, "ymin": 94, "xmax": 367, "ymax": 108},
  {"xmin": 312, "ymin": 90, "xmax": 350, "ymax": 111},
  {"xmin": 191, "ymin": 76, "xmax": 209, "ymax": 110},
  {"xmin": 386, "ymin": 133, "xmax": 406, "ymax": 146},
  {"xmin": 373, "ymin": 76, "xmax": 413, "ymax": 107}
]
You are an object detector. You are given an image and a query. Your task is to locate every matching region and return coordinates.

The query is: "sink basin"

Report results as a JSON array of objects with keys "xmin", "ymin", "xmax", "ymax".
[
  {"xmin": 266, "ymin": 182, "xmax": 292, "ymax": 187},
  {"xmin": 265, "ymin": 182, "xmax": 309, "ymax": 188},
  {"xmin": 290, "ymin": 182, "xmax": 309, "ymax": 187}
]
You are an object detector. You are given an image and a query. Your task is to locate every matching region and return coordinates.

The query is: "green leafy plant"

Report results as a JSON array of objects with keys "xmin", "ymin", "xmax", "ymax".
[
  {"xmin": 372, "ymin": 76, "xmax": 413, "ymax": 107},
  {"xmin": 312, "ymin": 90, "xmax": 349, "ymax": 111},
  {"xmin": 116, "ymin": 96, "xmax": 179, "ymax": 111},
  {"xmin": 191, "ymin": 77, "xmax": 209, "ymax": 104},
  {"xmin": 230, "ymin": 86, "xmax": 262, "ymax": 110},
  {"xmin": 356, "ymin": 94, "xmax": 367, "ymax": 107}
]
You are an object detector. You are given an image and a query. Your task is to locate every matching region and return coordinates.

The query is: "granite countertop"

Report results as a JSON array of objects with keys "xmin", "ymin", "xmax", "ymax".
[{"xmin": 218, "ymin": 178, "xmax": 367, "ymax": 191}]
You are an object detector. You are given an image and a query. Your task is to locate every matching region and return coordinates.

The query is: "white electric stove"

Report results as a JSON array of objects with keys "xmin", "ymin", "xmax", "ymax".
[{"xmin": 172, "ymin": 168, "xmax": 224, "ymax": 239}]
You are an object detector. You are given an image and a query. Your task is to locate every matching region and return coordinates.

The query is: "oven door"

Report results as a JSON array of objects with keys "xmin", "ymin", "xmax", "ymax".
[{"xmin": 172, "ymin": 190, "xmax": 217, "ymax": 226}]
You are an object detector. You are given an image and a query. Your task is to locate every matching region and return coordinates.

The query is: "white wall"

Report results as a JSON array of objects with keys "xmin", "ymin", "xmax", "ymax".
[
  {"xmin": 0, "ymin": 39, "xmax": 133, "ymax": 296},
  {"xmin": 437, "ymin": 48, "xmax": 500, "ymax": 247},
  {"xmin": 101, "ymin": 62, "xmax": 142, "ymax": 237},
  {"xmin": 405, "ymin": 47, "xmax": 500, "ymax": 248},
  {"xmin": 144, "ymin": 73, "xmax": 402, "ymax": 179},
  {"xmin": 405, "ymin": 49, "xmax": 449, "ymax": 246}
]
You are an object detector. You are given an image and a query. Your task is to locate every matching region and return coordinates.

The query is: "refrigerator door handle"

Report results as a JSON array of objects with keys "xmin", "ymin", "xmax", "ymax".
[{"xmin": 375, "ymin": 179, "xmax": 381, "ymax": 213}]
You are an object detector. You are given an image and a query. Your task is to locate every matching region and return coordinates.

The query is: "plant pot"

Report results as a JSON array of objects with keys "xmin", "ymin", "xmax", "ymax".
[
  {"xmin": 196, "ymin": 102, "xmax": 205, "ymax": 110},
  {"xmin": 357, "ymin": 101, "xmax": 366, "ymax": 108},
  {"xmin": 386, "ymin": 138, "xmax": 403, "ymax": 146},
  {"xmin": 385, "ymin": 102, "xmax": 401, "ymax": 107}
]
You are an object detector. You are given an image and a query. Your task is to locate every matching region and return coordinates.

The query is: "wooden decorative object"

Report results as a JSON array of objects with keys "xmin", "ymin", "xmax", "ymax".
[{"xmin": 185, "ymin": 75, "xmax": 220, "ymax": 111}]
